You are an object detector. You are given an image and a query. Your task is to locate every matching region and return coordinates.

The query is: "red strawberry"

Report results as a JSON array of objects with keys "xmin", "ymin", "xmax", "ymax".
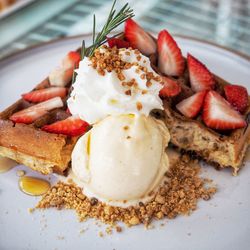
[
  {"xmin": 22, "ymin": 87, "xmax": 67, "ymax": 103},
  {"xmin": 157, "ymin": 30, "xmax": 185, "ymax": 77},
  {"xmin": 187, "ymin": 53, "xmax": 215, "ymax": 92},
  {"xmin": 66, "ymin": 107, "xmax": 71, "ymax": 114},
  {"xmin": 62, "ymin": 51, "xmax": 81, "ymax": 70},
  {"xmin": 42, "ymin": 116, "xmax": 89, "ymax": 136},
  {"xmin": 202, "ymin": 91, "xmax": 246, "ymax": 130},
  {"xmin": 159, "ymin": 76, "xmax": 181, "ymax": 97},
  {"xmin": 107, "ymin": 37, "xmax": 130, "ymax": 49},
  {"xmin": 49, "ymin": 67, "xmax": 73, "ymax": 87},
  {"xmin": 10, "ymin": 97, "xmax": 63, "ymax": 124},
  {"xmin": 224, "ymin": 84, "xmax": 249, "ymax": 113},
  {"xmin": 124, "ymin": 19, "xmax": 156, "ymax": 56},
  {"xmin": 176, "ymin": 90, "xmax": 207, "ymax": 118}
]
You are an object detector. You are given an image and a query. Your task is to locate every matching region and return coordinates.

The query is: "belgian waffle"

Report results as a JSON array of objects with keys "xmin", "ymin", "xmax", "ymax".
[
  {"xmin": 147, "ymin": 35, "xmax": 250, "ymax": 174},
  {"xmin": 158, "ymin": 74, "xmax": 250, "ymax": 175},
  {"xmin": 0, "ymin": 77, "xmax": 79, "ymax": 175},
  {"xmin": 0, "ymin": 34, "xmax": 249, "ymax": 176}
]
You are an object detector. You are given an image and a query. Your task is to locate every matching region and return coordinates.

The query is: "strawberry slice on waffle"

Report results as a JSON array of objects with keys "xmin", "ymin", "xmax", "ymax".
[
  {"xmin": 224, "ymin": 84, "xmax": 249, "ymax": 114},
  {"xmin": 157, "ymin": 30, "xmax": 185, "ymax": 77},
  {"xmin": 10, "ymin": 97, "xmax": 64, "ymax": 124},
  {"xmin": 42, "ymin": 116, "xmax": 89, "ymax": 136},
  {"xmin": 159, "ymin": 76, "xmax": 181, "ymax": 98},
  {"xmin": 176, "ymin": 90, "xmax": 207, "ymax": 118},
  {"xmin": 187, "ymin": 53, "xmax": 215, "ymax": 92},
  {"xmin": 107, "ymin": 37, "xmax": 130, "ymax": 49},
  {"xmin": 124, "ymin": 19, "xmax": 156, "ymax": 56},
  {"xmin": 22, "ymin": 87, "xmax": 67, "ymax": 103},
  {"xmin": 202, "ymin": 91, "xmax": 246, "ymax": 130}
]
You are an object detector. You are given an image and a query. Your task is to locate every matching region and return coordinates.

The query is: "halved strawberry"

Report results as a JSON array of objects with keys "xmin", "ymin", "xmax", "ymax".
[
  {"xmin": 157, "ymin": 30, "xmax": 185, "ymax": 77},
  {"xmin": 124, "ymin": 19, "xmax": 156, "ymax": 56},
  {"xmin": 42, "ymin": 116, "xmax": 89, "ymax": 136},
  {"xmin": 10, "ymin": 97, "xmax": 63, "ymax": 124},
  {"xmin": 176, "ymin": 90, "xmax": 207, "ymax": 118},
  {"xmin": 224, "ymin": 84, "xmax": 249, "ymax": 114},
  {"xmin": 66, "ymin": 107, "xmax": 71, "ymax": 114},
  {"xmin": 202, "ymin": 91, "xmax": 246, "ymax": 130},
  {"xmin": 107, "ymin": 37, "xmax": 130, "ymax": 49},
  {"xmin": 22, "ymin": 87, "xmax": 67, "ymax": 103},
  {"xmin": 62, "ymin": 51, "xmax": 81, "ymax": 70},
  {"xmin": 159, "ymin": 76, "xmax": 181, "ymax": 98},
  {"xmin": 49, "ymin": 67, "xmax": 73, "ymax": 87},
  {"xmin": 187, "ymin": 53, "xmax": 215, "ymax": 92}
]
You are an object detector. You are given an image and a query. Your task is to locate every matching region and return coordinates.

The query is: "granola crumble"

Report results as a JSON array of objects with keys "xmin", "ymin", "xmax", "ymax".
[
  {"xmin": 89, "ymin": 46, "xmax": 162, "ymax": 98},
  {"xmin": 36, "ymin": 155, "xmax": 216, "ymax": 228}
]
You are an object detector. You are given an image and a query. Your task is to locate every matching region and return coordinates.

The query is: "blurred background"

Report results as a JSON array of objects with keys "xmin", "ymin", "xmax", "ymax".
[{"xmin": 0, "ymin": 0, "xmax": 249, "ymax": 60}]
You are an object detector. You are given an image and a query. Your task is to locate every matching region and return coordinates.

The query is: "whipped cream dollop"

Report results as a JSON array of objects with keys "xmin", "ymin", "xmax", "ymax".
[
  {"xmin": 67, "ymin": 47, "xmax": 163, "ymax": 124},
  {"xmin": 71, "ymin": 114, "xmax": 170, "ymax": 207}
]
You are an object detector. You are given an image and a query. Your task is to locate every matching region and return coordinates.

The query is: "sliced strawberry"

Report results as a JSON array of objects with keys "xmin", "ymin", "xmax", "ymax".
[
  {"xmin": 42, "ymin": 116, "xmax": 89, "ymax": 136},
  {"xmin": 187, "ymin": 53, "xmax": 215, "ymax": 92},
  {"xmin": 202, "ymin": 91, "xmax": 246, "ymax": 130},
  {"xmin": 107, "ymin": 37, "xmax": 130, "ymax": 49},
  {"xmin": 124, "ymin": 19, "xmax": 156, "ymax": 56},
  {"xmin": 176, "ymin": 90, "xmax": 207, "ymax": 118},
  {"xmin": 224, "ymin": 84, "xmax": 249, "ymax": 113},
  {"xmin": 66, "ymin": 107, "xmax": 71, "ymax": 114},
  {"xmin": 157, "ymin": 30, "xmax": 185, "ymax": 77},
  {"xmin": 22, "ymin": 87, "xmax": 67, "ymax": 103},
  {"xmin": 49, "ymin": 67, "xmax": 73, "ymax": 87},
  {"xmin": 159, "ymin": 76, "xmax": 181, "ymax": 98},
  {"xmin": 10, "ymin": 97, "xmax": 63, "ymax": 124},
  {"xmin": 62, "ymin": 51, "xmax": 81, "ymax": 70}
]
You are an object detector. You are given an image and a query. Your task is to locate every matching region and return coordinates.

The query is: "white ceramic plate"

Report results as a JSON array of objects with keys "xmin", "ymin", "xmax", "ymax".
[{"xmin": 0, "ymin": 35, "xmax": 250, "ymax": 250}]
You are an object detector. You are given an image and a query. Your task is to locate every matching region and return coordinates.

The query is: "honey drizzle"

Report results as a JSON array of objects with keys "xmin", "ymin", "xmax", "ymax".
[{"xmin": 19, "ymin": 176, "xmax": 51, "ymax": 196}]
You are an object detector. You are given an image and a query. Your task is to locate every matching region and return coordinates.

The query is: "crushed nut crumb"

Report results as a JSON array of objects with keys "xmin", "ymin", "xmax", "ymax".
[
  {"xmin": 16, "ymin": 170, "xmax": 25, "ymax": 177},
  {"xmin": 125, "ymin": 90, "xmax": 132, "ymax": 96},
  {"xmin": 36, "ymin": 155, "xmax": 216, "ymax": 228},
  {"xmin": 136, "ymin": 102, "xmax": 143, "ymax": 111},
  {"xmin": 116, "ymin": 226, "xmax": 122, "ymax": 232}
]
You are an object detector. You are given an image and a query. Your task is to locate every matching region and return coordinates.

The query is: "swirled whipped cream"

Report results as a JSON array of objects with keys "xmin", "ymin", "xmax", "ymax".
[{"xmin": 67, "ymin": 46, "xmax": 163, "ymax": 124}]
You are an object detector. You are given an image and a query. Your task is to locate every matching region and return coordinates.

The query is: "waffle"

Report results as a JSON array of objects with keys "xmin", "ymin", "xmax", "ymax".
[
  {"xmin": 0, "ymin": 36, "xmax": 249, "ymax": 176},
  {"xmin": 0, "ymin": 77, "xmax": 78, "ymax": 175},
  {"xmin": 157, "ymin": 74, "xmax": 250, "ymax": 175}
]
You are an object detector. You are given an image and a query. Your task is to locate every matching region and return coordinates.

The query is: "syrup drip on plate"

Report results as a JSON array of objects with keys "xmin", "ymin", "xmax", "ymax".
[
  {"xmin": 0, "ymin": 156, "xmax": 18, "ymax": 173},
  {"xmin": 19, "ymin": 176, "xmax": 51, "ymax": 196}
]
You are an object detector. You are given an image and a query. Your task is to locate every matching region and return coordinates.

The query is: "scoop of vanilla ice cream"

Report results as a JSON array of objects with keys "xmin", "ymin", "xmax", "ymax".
[
  {"xmin": 71, "ymin": 114, "xmax": 170, "ymax": 206},
  {"xmin": 67, "ymin": 47, "xmax": 163, "ymax": 124}
]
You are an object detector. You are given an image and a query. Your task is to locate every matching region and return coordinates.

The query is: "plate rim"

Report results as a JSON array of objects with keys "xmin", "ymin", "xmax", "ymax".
[{"xmin": 0, "ymin": 33, "xmax": 249, "ymax": 64}]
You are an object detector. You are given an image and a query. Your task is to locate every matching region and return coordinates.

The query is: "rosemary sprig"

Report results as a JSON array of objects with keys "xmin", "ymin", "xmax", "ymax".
[
  {"xmin": 81, "ymin": 0, "xmax": 134, "ymax": 59},
  {"xmin": 81, "ymin": 40, "xmax": 86, "ymax": 59},
  {"xmin": 71, "ymin": 63, "xmax": 77, "ymax": 85}
]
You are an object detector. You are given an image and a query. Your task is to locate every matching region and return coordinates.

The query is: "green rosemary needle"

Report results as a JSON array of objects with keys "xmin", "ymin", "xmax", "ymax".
[{"xmin": 81, "ymin": 0, "xmax": 134, "ymax": 59}]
